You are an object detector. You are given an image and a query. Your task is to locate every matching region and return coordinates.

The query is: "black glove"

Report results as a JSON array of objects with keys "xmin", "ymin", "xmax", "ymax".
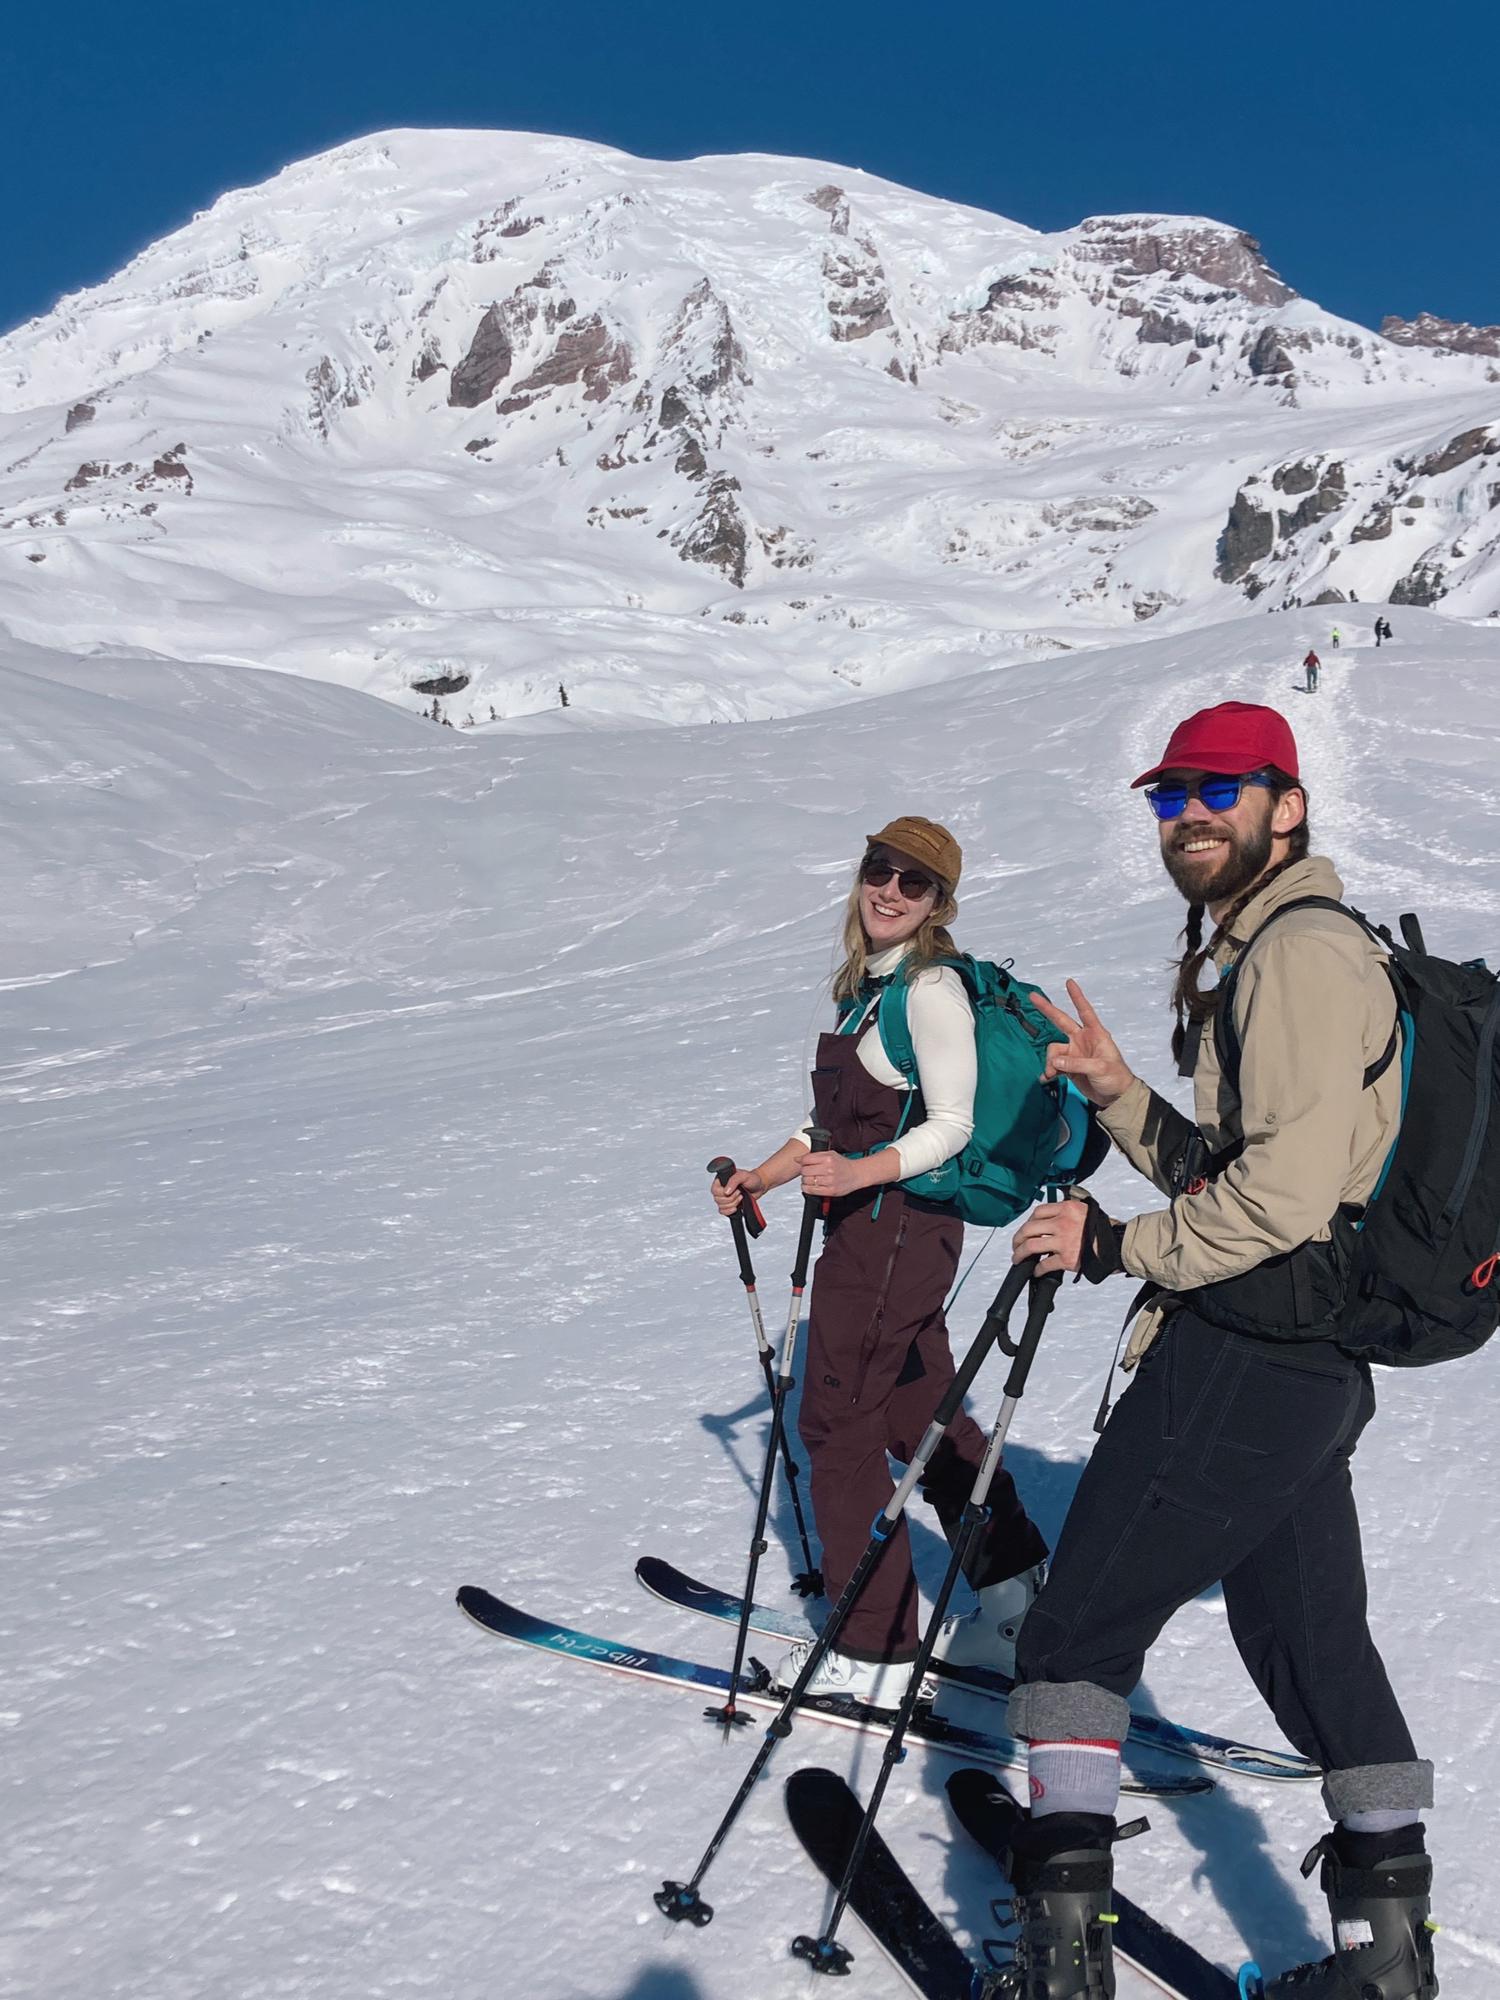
[{"xmin": 1070, "ymin": 1190, "xmax": 1126, "ymax": 1284}]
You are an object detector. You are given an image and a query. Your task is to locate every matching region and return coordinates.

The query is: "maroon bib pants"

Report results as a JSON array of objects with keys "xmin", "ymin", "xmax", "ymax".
[{"xmin": 797, "ymin": 1028, "xmax": 1048, "ymax": 1662}]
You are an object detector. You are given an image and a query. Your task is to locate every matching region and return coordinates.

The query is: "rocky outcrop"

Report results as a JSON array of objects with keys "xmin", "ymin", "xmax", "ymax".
[
  {"xmin": 1418, "ymin": 426, "xmax": 1495, "ymax": 477},
  {"xmin": 1275, "ymin": 460, "xmax": 1345, "ymax": 538},
  {"xmin": 1135, "ymin": 309, "xmax": 1194, "ymax": 345},
  {"xmin": 1391, "ymin": 561, "xmax": 1448, "ymax": 607},
  {"xmin": 65, "ymin": 401, "xmax": 95, "ymax": 432},
  {"xmin": 498, "ymin": 312, "xmax": 632, "ymax": 414},
  {"xmin": 807, "ymin": 184, "xmax": 851, "ymax": 236},
  {"xmin": 1381, "ymin": 313, "xmax": 1500, "ymax": 360},
  {"xmin": 448, "ymin": 305, "xmax": 514, "ymax": 407},
  {"xmin": 670, "ymin": 471, "xmax": 749, "ymax": 587},
  {"xmin": 306, "ymin": 355, "xmax": 369, "ymax": 437},
  {"xmin": 1073, "ymin": 217, "xmax": 1296, "ymax": 307},
  {"xmin": 941, "ymin": 265, "xmax": 1062, "ymax": 357},
  {"xmin": 1215, "ymin": 487, "xmax": 1275, "ymax": 581},
  {"xmin": 823, "ymin": 236, "xmax": 894, "ymax": 343},
  {"xmin": 1246, "ymin": 327, "xmax": 1299, "ymax": 378},
  {"xmin": 1350, "ymin": 503, "xmax": 1393, "ymax": 542}
]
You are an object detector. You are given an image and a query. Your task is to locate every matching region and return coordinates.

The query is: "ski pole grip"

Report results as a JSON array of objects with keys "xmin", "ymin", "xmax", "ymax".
[
  {"xmin": 708, "ymin": 1155, "xmax": 766, "ymax": 1240},
  {"xmin": 790, "ymin": 1128, "xmax": 831, "ymax": 1288},
  {"xmin": 1000, "ymin": 1270, "xmax": 1062, "ymax": 1401}
]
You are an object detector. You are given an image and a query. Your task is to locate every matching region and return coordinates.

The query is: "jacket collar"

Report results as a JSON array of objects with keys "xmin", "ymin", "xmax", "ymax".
[{"xmin": 1214, "ymin": 853, "xmax": 1345, "ymax": 963}]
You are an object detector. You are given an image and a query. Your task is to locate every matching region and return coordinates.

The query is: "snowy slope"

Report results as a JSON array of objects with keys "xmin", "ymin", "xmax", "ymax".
[
  {"xmin": 1, "ymin": 131, "xmax": 1497, "ymax": 731},
  {"xmin": 4, "ymin": 608, "xmax": 1499, "ymax": 1999}
]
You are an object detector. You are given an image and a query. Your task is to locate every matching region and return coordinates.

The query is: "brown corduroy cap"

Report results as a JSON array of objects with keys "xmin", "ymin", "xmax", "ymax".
[{"xmin": 864, "ymin": 816, "xmax": 962, "ymax": 892}]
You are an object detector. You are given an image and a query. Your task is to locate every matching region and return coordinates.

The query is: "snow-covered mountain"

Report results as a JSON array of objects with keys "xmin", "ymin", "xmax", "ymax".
[
  {"xmin": 1, "ymin": 130, "xmax": 1497, "ymax": 726},
  {"xmin": 5, "ymin": 609, "xmax": 1499, "ymax": 1998}
]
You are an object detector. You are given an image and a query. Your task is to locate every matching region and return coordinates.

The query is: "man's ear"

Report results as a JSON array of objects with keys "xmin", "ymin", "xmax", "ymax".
[{"xmin": 1272, "ymin": 786, "xmax": 1306, "ymax": 837}]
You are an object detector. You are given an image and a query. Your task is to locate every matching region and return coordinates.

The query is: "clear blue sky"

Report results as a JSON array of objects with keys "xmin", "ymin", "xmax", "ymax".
[{"xmin": 3, "ymin": 0, "xmax": 1495, "ymax": 339}]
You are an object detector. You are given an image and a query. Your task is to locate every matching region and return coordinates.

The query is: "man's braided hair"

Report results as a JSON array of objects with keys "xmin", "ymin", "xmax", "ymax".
[{"xmin": 1169, "ymin": 771, "xmax": 1311, "ymax": 1067}]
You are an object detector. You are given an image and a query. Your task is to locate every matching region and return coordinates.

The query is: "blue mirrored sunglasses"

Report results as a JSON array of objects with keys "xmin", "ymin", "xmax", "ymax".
[{"xmin": 1144, "ymin": 771, "xmax": 1274, "ymax": 821}]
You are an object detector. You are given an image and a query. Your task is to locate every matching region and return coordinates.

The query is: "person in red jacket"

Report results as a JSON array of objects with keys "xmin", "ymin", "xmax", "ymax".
[{"xmin": 1302, "ymin": 648, "xmax": 1321, "ymax": 693}]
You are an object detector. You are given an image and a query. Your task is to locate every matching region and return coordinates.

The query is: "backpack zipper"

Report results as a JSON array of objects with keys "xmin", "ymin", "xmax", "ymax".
[{"xmin": 1441, "ymin": 984, "xmax": 1500, "ymax": 1230}]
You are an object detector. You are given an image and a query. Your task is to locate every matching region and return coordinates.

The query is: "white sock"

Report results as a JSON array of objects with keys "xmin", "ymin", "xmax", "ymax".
[{"xmin": 1026, "ymin": 1738, "xmax": 1122, "ymax": 1818}]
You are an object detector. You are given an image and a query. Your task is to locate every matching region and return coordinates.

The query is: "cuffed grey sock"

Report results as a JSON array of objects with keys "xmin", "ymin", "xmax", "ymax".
[
  {"xmin": 1341, "ymin": 1808, "xmax": 1423, "ymax": 1837},
  {"xmin": 1027, "ymin": 1738, "xmax": 1122, "ymax": 1819}
]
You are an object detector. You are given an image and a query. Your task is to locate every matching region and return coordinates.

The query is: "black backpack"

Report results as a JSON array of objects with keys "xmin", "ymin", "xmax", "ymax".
[{"xmin": 1217, "ymin": 897, "xmax": 1500, "ymax": 1367}]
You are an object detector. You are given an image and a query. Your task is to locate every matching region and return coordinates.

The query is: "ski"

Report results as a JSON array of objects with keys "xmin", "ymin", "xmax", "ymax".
[
  {"xmin": 785, "ymin": 1766, "xmax": 975, "ymax": 1999},
  {"xmin": 947, "ymin": 1765, "xmax": 1241, "ymax": 1999},
  {"xmin": 635, "ymin": 1556, "xmax": 1318, "ymax": 1784},
  {"xmin": 455, "ymin": 1586, "xmax": 1212, "ymax": 1798}
]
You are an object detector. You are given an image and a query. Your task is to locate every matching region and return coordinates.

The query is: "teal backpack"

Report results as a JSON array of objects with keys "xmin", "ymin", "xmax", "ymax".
[{"xmin": 840, "ymin": 955, "xmax": 1103, "ymax": 1227}]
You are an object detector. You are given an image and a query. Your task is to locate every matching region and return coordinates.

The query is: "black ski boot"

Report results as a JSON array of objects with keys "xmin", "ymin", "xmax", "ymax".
[
  {"xmin": 980, "ymin": 1808, "xmax": 1120, "ymax": 1999},
  {"xmin": 1260, "ymin": 1823, "xmax": 1438, "ymax": 1999}
]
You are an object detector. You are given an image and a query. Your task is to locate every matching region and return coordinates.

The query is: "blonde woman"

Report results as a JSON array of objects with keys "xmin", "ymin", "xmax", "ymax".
[{"xmin": 713, "ymin": 816, "xmax": 1047, "ymax": 1705}]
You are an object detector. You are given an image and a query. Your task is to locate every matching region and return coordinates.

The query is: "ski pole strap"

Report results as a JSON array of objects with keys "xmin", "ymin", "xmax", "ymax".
[{"xmin": 790, "ymin": 1127, "xmax": 831, "ymax": 1288}]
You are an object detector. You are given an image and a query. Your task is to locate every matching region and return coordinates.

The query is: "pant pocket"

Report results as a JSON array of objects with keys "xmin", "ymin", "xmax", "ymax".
[{"xmin": 1196, "ymin": 1346, "xmax": 1355, "ymax": 1501}]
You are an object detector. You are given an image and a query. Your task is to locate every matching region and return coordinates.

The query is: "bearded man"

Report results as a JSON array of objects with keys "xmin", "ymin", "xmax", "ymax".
[{"xmin": 994, "ymin": 704, "xmax": 1435, "ymax": 2000}]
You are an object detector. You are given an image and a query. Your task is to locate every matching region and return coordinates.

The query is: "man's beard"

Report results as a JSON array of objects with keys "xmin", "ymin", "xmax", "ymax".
[{"xmin": 1162, "ymin": 816, "xmax": 1275, "ymax": 906}]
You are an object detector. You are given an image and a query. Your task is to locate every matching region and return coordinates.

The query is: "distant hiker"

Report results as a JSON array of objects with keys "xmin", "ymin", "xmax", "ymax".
[
  {"xmin": 711, "ymin": 818, "xmax": 1049, "ymax": 1705},
  {"xmin": 558, "ymin": 682, "xmax": 570, "ymax": 709},
  {"xmin": 1375, "ymin": 616, "xmax": 1394, "ymax": 647},
  {"xmin": 1303, "ymin": 648, "xmax": 1321, "ymax": 692},
  {"xmin": 1331, "ymin": 625, "xmax": 1342, "ymax": 649},
  {"xmin": 1001, "ymin": 703, "xmax": 1435, "ymax": 2000}
]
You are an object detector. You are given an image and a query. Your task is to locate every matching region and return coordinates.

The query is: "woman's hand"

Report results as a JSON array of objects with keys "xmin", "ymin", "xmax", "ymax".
[
  {"xmin": 798, "ymin": 1149, "xmax": 885, "ymax": 1202},
  {"xmin": 1034, "ymin": 980, "xmax": 1136, "ymax": 1110},
  {"xmin": 711, "ymin": 1167, "xmax": 766, "ymax": 1216}
]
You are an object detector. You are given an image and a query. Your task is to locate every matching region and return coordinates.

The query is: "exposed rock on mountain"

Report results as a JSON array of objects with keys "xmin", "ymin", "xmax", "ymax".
[
  {"xmin": 1382, "ymin": 312, "xmax": 1500, "ymax": 361},
  {"xmin": 1072, "ymin": 216, "xmax": 1296, "ymax": 308}
]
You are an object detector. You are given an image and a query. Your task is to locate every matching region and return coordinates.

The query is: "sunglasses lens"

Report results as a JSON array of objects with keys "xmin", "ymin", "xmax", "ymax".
[
  {"xmin": 862, "ymin": 857, "xmax": 936, "ymax": 898},
  {"xmin": 1147, "ymin": 786, "xmax": 1187, "ymax": 821},
  {"xmin": 1198, "ymin": 777, "xmax": 1243, "ymax": 811}
]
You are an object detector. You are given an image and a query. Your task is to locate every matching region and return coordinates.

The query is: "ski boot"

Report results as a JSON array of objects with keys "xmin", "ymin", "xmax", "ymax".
[
  {"xmin": 1250, "ymin": 1823, "xmax": 1438, "ymax": 1999},
  {"xmin": 932, "ymin": 1564, "xmax": 1044, "ymax": 1680},
  {"xmin": 978, "ymin": 1807, "xmax": 1125, "ymax": 1998}
]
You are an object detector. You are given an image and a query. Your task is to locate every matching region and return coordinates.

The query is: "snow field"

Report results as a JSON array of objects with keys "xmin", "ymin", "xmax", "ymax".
[{"xmin": 2, "ymin": 608, "xmax": 1498, "ymax": 1997}]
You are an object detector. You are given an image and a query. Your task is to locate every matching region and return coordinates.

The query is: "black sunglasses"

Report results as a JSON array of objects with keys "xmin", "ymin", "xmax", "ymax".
[{"xmin": 861, "ymin": 853, "xmax": 940, "ymax": 900}]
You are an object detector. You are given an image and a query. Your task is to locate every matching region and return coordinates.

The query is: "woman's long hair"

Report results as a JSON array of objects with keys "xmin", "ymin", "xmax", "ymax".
[
  {"xmin": 832, "ymin": 855, "xmax": 958, "ymax": 1004},
  {"xmin": 1169, "ymin": 772, "xmax": 1311, "ymax": 1064}
]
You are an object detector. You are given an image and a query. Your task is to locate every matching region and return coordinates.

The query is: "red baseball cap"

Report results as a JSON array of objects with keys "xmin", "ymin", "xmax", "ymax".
[{"xmin": 1131, "ymin": 702, "xmax": 1299, "ymax": 789}]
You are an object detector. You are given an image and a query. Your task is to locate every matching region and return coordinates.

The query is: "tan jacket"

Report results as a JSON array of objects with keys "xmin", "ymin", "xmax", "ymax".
[{"xmin": 1101, "ymin": 855, "xmax": 1401, "ymax": 1297}]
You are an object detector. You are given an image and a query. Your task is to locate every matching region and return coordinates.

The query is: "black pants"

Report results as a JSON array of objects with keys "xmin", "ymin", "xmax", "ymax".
[{"xmin": 1014, "ymin": 1311, "xmax": 1419, "ymax": 1783}]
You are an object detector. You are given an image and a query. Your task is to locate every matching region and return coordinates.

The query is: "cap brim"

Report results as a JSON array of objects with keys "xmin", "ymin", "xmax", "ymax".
[{"xmin": 1130, "ymin": 751, "xmax": 1275, "ymax": 788}]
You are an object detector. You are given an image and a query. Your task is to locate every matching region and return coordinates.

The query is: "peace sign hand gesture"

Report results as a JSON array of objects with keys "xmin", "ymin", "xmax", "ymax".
[{"xmin": 1033, "ymin": 980, "xmax": 1136, "ymax": 1111}]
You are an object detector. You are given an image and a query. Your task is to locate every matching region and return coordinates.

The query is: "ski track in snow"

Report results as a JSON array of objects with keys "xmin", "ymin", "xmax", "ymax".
[{"xmin": 2, "ymin": 610, "xmax": 1498, "ymax": 1998}]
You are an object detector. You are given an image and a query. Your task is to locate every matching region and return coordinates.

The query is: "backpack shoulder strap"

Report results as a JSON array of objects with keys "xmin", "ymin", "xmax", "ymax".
[
  {"xmin": 1214, "ymin": 896, "xmax": 1398, "ymax": 1093},
  {"xmin": 874, "ymin": 954, "xmax": 980, "ymax": 1082}
]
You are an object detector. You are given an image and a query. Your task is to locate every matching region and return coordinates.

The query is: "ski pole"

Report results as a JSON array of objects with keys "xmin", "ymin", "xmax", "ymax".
[
  {"xmin": 707, "ymin": 1157, "xmax": 821, "ymax": 1597},
  {"xmin": 705, "ymin": 1129, "xmax": 831, "ymax": 1729},
  {"xmin": 656, "ymin": 1253, "xmax": 1040, "ymax": 1928},
  {"xmin": 792, "ymin": 1262, "xmax": 1063, "ymax": 1974}
]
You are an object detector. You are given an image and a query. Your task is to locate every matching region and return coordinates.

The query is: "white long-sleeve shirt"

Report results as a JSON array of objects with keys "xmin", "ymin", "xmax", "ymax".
[{"xmin": 798, "ymin": 942, "xmax": 977, "ymax": 1179}]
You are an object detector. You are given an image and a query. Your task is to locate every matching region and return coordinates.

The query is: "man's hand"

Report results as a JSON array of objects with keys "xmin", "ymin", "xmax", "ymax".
[
  {"xmin": 1013, "ymin": 1191, "xmax": 1125, "ymax": 1282},
  {"xmin": 1012, "ymin": 1197, "xmax": 1087, "ymax": 1277},
  {"xmin": 1034, "ymin": 980, "xmax": 1136, "ymax": 1110}
]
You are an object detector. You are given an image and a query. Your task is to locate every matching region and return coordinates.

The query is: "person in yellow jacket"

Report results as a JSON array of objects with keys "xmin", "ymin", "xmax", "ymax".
[{"xmin": 994, "ymin": 703, "xmax": 1436, "ymax": 2000}]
